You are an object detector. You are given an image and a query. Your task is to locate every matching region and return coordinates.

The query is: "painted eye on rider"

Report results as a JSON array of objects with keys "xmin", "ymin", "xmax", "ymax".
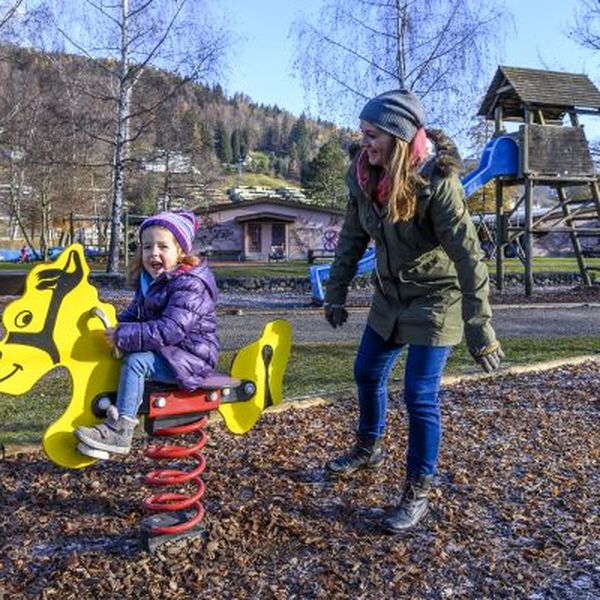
[{"xmin": 14, "ymin": 310, "xmax": 33, "ymax": 328}]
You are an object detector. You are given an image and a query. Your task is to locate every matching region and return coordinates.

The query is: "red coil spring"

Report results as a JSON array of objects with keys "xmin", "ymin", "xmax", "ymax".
[{"xmin": 142, "ymin": 415, "xmax": 209, "ymax": 536}]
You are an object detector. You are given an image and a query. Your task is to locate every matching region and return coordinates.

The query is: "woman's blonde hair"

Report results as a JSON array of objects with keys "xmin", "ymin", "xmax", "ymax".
[
  {"xmin": 129, "ymin": 227, "xmax": 201, "ymax": 284},
  {"xmin": 365, "ymin": 137, "xmax": 425, "ymax": 223}
]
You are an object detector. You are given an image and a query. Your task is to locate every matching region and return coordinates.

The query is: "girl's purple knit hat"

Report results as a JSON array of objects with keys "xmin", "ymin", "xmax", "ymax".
[{"xmin": 139, "ymin": 211, "xmax": 199, "ymax": 254}]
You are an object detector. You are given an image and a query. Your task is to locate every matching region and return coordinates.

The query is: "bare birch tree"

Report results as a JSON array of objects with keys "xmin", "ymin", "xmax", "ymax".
[
  {"xmin": 569, "ymin": 1, "xmax": 600, "ymax": 160},
  {"xmin": 292, "ymin": 0, "xmax": 510, "ymax": 139},
  {"xmin": 23, "ymin": 0, "xmax": 230, "ymax": 272},
  {"xmin": 570, "ymin": 0, "xmax": 600, "ymax": 51}
]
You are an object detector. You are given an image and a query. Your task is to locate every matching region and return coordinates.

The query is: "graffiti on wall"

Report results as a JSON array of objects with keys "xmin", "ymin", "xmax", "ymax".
[
  {"xmin": 197, "ymin": 215, "xmax": 239, "ymax": 249},
  {"xmin": 289, "ymin": 213, "xmax": 344, "ymax": 253},
  {"xmin": 321, "ymin": 214, "xmax": 343, "ymax": 250},
  {"xmin": 322, "ymin": 229, "xmax": 339, "ymax": 251}
]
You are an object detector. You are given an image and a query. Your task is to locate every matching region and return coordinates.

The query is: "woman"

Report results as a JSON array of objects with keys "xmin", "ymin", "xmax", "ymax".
[{"xmin": 324, "ymin": 89, "xmax": 503, "ymax": 532}]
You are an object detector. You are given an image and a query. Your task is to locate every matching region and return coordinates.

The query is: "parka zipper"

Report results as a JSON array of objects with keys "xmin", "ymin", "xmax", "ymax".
[{"xmin": 375, "ymin": 206, "xmax": 394, "ymax": 294}]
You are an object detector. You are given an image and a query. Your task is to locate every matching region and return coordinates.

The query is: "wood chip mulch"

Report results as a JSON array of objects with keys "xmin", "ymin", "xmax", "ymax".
[{"xmin": 0, "ymin": 362, "xmax": 598, "ymax": 599}]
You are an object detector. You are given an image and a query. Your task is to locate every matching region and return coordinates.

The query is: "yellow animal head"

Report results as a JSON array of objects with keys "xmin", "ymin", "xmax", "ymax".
[{"xmin": 0, "ymin": 244, "xmax": 120, "ymax": 468}]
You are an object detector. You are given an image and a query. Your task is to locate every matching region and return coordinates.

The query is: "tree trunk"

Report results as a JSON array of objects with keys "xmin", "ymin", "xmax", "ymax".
[
  {"xmin": 8, "ymin": 160, "xmax": 36, "ymax": 251},
  {"xmin": 107, "ymin": 0, "xmax": 130, "ymax": 274}
]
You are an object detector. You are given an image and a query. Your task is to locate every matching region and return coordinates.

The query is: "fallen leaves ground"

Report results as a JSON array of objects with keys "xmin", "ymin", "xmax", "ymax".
[{"xmin": 0, "ymin": 362, "xmax": 598, "ymax": 599}]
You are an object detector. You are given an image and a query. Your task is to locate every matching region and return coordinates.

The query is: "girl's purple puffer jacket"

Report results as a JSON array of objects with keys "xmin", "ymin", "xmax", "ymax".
[{"xmin": 114, "ymin": 263, "xmax": 220, "ymax": 390}]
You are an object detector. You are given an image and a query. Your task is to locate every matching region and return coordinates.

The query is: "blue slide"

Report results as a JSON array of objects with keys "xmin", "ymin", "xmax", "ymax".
[{"xmin": 310, "ymin": 135, "xmax": 519, "ymax": 303}]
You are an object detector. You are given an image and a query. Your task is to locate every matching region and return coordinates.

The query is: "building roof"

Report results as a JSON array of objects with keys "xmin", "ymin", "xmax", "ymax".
[
  {"xmin": 199, "ymin": 197, "xmax": 344, "ymax": 216},
  {"xmin": 235, "ymin": 212, "xmax": 296, "ymax": 223},
  {"xmin": 478, "ymin": 66, "xmax": 600, "ymax": 120}
]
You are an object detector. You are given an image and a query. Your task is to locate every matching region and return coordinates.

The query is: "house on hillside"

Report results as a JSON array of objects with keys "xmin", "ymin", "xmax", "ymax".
[{"xmin": 195, "ymin": 197, "xmax": 345, "ymax": 261}]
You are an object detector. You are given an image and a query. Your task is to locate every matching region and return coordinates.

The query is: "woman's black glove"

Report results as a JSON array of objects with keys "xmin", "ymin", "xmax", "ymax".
[{"xmin": 324, "ymin": 303, "xmax": 348, "ymax": 329}]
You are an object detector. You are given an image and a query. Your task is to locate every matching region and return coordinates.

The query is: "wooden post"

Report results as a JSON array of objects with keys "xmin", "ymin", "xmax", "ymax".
[
  {"xmin": 69, "ymin": 212, "xmax": 75, "ymax": 245},
  {"xmin": 569, "ymin": 111, "xmax": 580, "ymax": 127},
  {"xmin": 523, "ymin": 110, "xmax": 534, "ymax": 296},
  {"xmin": 589, "ymin": 180, "xmax": 600, "ymax": 221},
  {"xmin": 494, "ymin": 104, "xmax": 505, "ymax": 289},
  {"xmin": 556, "ymin": 186, "xmax": 591, "ymax": 286},
  {"xmin": 495, "ymin": 178, "xmax": 504, "ymax": 291},
  {"xmin": 523, "ymin": 177, "xmax": 533, "ymax": 296},
  {"xmin": 494, "ymin": 105, "xmax": 504, "ymax": 134}
]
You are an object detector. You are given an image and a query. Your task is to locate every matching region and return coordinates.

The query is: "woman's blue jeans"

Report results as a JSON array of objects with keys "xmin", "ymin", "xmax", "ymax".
[
  {"xmin": 354, "ymin": 325, "xmax": 451, "ymax": 476},
  {"xmin": 116, "ymin": 351, "xmax": 177, "ymax": 418}
]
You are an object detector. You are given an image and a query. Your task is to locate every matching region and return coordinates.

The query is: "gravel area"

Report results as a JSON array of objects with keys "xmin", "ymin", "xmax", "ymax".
[
  {"xmin": 1, "ymin": 285, "xmax": 598, "ymax": 353},
  {"xmin": 96, "ymin": 284, "xmax": 600, "ymax": 312}
]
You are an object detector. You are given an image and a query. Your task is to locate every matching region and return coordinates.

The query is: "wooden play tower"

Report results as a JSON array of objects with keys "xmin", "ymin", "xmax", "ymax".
[{"xmin": 479, "ymin": 65, "xmax": 600, "ymax": 294}]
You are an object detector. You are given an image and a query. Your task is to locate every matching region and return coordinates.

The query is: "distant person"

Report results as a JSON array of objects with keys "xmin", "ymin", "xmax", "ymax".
[
  {"xmin": 19, "ymin": 245, "xmax": 30, "ymax": 263},
  {"xmin": 323, "ymin": 89, "xmax": 503, "ymax": 533},
  {"xmin": 76, "ymin": 211, "xmax": 220, "ymax": 456}
]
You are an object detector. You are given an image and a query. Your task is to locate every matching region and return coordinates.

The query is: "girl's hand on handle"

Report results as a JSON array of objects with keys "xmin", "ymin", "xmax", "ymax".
[
  {"xmin": 104, "ymin": 328, "xmax": 123, "ymax": 359},
  {"xmin": 90, "ymin": 307, "xmax": 122, "ymax": 359},
  {"xmin": 104, "ymin": 327, "xmax": 116, "ymax": 347}
]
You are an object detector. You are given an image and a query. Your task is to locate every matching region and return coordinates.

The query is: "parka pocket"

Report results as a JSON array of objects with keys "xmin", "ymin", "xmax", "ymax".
[
  {"xmin": 398, "ymin": 293, "xmax": 451, "ymax": 329},
  {"xmin": 399, "ymin": 249, "xmax": 456, "ymax": 291}
]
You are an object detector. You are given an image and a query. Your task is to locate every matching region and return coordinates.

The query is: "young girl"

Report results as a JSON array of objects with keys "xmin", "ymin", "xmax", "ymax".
[
  {"xmin": 323, "ymin": 89, "xmax": 503, "ymax": 532},
  {"xmin": 76, "ymin": 211, "xmax": 219, "ymax": 456}
]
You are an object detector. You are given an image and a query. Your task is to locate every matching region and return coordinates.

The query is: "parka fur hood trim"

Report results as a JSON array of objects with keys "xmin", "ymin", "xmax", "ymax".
[{"xmin": 422, "ymin": 129, "xmax": 462, "ymax": 180}]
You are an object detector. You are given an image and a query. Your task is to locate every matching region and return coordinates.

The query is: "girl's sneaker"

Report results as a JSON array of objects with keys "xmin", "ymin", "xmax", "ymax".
[{"xmin": 75, "ymin": 413, "xmax": 136, "ymax": 455}]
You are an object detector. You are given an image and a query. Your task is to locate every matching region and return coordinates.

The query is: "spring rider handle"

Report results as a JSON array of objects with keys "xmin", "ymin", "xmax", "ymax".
[{"xmin": 90, "ymin": 307, "xmax": 123, "ymax": 359}]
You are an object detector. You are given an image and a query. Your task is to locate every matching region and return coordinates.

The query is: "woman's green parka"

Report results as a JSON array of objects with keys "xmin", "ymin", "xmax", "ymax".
[{"xmin": 324, "ymin": 130, "xmax": 496, "ymax": 354}]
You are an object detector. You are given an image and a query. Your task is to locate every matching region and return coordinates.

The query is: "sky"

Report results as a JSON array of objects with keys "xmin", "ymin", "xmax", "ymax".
[{"xmin": 220, "ymin": 0, "xmax": 600, "ymax": 136}]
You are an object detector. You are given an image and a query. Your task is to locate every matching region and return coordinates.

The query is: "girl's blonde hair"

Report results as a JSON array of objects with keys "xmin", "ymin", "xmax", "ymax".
[
  {"xmin": 129, "ymin": 227, "xmax": 200, "ymax": 284},
  {"xmin": 365, "ymin": 137, "xmax": 425, "ymax": 223}
]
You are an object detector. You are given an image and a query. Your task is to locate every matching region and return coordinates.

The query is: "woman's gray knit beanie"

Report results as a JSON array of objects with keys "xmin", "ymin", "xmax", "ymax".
[{"xmin": 359, "ymin": 89, "xmax": 425, "ymax": 142}]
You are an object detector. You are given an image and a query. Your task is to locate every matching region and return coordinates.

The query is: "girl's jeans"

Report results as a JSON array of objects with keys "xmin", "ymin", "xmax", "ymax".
[
  {"xmin": 355, "ymin": 325, "xmax": 451, "ymax": 476},
  {"xmin": 116, "ymin": 351, "xmax": 177, "ymax": 418}
]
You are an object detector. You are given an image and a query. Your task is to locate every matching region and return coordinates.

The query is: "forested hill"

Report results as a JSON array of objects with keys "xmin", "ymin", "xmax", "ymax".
[{"xmin": 0, "ymin": 45, "xmax": 354, "ymax": 216}]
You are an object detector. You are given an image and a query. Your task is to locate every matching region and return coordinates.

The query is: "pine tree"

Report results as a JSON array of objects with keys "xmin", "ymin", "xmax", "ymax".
[
  {"xmin": 302, "ymin": 140, "xmax": 348, "ymax": 207},
  {"xmin": 231, "ymin": 129, "xmax": 242, "ymax": 161},
  {"xmin": 215, "ymin": 122, "xmax": 233, "ymax": 164},
  {"xmin": 288, "ymin": 114, "xmax": 311, "ymax": 163}
]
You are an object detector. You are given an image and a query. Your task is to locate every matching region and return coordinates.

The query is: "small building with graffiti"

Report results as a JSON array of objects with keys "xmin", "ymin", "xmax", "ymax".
[{"xmin": 196, "ymin": 198, "xmax": 345, "ymax": 262}]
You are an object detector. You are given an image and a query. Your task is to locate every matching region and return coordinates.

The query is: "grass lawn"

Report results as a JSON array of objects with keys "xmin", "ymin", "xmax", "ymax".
[
  {"xmin": 0, "ymin": 262, "xmax": 36, "ymax": 271},
  {"xmin": 211, "ymin": 260, "xmax": 310, "ymax": 277},
  {"xmin": 207, "ymin": 257, "xmax": 600, "ymax": 278},
  {"xmin": 220, "ymin": 171, "xmax": 298, "ymax": 189},
  {"xmin": 487, "ymin": 256, "xmax": 600, "ymax": 273},
  {"xmin": 1, "ymin": 335, "xmax": 598, "ymax": 446},
  {"xmin": 1, "ymin": 256, "xmax": 599, "ymax": 278}
]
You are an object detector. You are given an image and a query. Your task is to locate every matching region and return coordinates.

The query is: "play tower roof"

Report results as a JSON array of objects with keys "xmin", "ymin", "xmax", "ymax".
[{"xmin": 478, "ymin": 65, "xmax": 600, "ymax": 121}]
